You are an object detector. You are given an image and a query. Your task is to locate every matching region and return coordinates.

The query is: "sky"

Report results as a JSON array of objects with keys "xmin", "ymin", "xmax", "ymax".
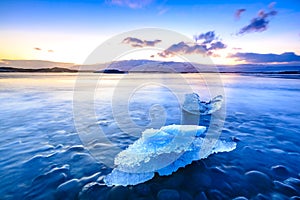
[{"xmin": 0, "ymin": 0, "xmax": 300, "ymax": 66}]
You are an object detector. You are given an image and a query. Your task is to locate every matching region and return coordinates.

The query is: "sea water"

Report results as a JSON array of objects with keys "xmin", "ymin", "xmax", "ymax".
[{"xmin": 0, "ymin": 73, "xmax": 299, "ymax": 199}]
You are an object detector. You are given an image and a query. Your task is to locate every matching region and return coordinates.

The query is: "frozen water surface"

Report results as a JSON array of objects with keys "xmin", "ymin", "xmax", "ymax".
[{"xmin": 0, "ymin": 73, "xmax": 300, "ymax": 199}]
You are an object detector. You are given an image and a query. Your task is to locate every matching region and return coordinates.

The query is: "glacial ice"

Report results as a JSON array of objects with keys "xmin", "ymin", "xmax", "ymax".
[
  {"xmin": 104, "ymin": 169, "xmax": 154, "ymax": 187},
  {"xmin": 104, "ymin": 125, "xmax": 236, "ymax": 186},
  {"xmin": 182, "ymin": 93, "xmax": 223, "ymax": 115},
  {"xmin": 114, "ymin": 125, "xmax": 206, "ymax": 173}
]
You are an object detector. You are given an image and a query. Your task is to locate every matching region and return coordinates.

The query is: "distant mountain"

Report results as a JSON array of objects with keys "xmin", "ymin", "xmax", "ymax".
[
  {"xmin": 0, "ymin": 67, "xmax": 78, "ymax": 73},
  {"xmin": 76, "ymin": 60, "xmax": 300, "ymax": 73},
  {"xmin": 75, "ymin": 60, "xmax": 207, "ymax": 73}
]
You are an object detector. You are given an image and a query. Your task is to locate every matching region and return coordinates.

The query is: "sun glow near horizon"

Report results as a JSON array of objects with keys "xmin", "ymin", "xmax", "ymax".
[
  {"xmin": 0, "ymin": 31, "xmax": 254, "ymax": 66},
  {"xmin": 0, "ymin": 30, "xmax": 111, "ymax": 64}
]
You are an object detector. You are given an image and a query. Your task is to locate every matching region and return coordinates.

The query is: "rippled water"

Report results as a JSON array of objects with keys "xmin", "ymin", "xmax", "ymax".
[{"xmin": 0, "ymin": 73, "xmax": 299, "ymax": 199}]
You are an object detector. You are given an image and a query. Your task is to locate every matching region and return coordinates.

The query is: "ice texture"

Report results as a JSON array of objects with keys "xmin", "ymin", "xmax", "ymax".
[
  {"xmin": 104, "ymin": 125, "xmax": 236, "ymax": 186},
  {"xmin": 182, "ymin": 93, "xmax": 223, "ymax": 115},
  {"xmin": 104, "ymin": 169, "xmax": 154, "ymax": 187},
  {"xmin": 114, "ymin": 125, "xmax": 206, "ymax": 173}
]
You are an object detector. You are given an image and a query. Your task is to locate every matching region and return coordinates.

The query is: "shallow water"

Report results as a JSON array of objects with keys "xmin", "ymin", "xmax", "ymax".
[{"xmin": 0, "ymin": 73, "xmax": 299, "ymax": 199}]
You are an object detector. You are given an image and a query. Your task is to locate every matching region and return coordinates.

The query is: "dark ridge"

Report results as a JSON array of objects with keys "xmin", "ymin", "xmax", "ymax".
[
  {"xmin": 95, "ymin": 69, "xmax": 127, "ymax": 74},
  {"xmin": 0, "ymin": 67, "xmax": 78, "ymax": 73}
]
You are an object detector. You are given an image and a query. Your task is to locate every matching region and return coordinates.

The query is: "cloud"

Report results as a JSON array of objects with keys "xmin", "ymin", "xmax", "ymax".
[
  {"xmin": 34, "ymin": 47, "xmax": 54, "ymax": 53},
  {"xmin": 122, "ymin": 31, "xmax": 226, "ymax": 58},
  {"xmin": 237, "ymin": 3, "xmax": 277, "ymax": 35},
  {"xmin": 229, "ymin": 52, "xmax": 300, "ymax": 63},
  {"xmin": 158, "ymin": 41, "xmax": 226, "ymax": 58},
  {"xmin": 122, "ymin": 37, "xmax": 161, "ymax": 47},
  {"xmin": 158, "ymin": 31, "xmax": 227, "ymax": 58},
  {"xmin": 235, "ymin": 9, "xmax": 246, "ymax": 20},
  {"xmin": 193, "ymin": 31, "xmax": 217, "ymax": 44},
  {"xmin": 268, "ymin": 2, "xmax": 276, "ymax": 9},
  {"xmin": 107, "ymin": 0, "xmax": 153, "ymax": 9},
  {"xmin": 209, "ymin": 41, "xmax": 226, "ymax": 50},
  {"xmin": 158, "ymin": 42, "xmax": 206, "ymax": 58}
]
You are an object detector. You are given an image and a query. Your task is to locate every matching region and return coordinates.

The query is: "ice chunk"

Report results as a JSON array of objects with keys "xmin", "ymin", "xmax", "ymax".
[
  {"xmin": 157, "ymin": 138, "xmax": 236, "ymax": 176},
  {"xmin": 182, "ymin": 93, "xmax": 223, "ymax": 115},
  {"xmin": 104, "ymin": 169, "xmax": 154, "ymax": 187},
  {"xmin": 114, "ymin": 125, "xmax": 206, "ymax": 173},
  {"xmin": 104, "ymin": 125, "xmax": 236, "ymax": 186}
]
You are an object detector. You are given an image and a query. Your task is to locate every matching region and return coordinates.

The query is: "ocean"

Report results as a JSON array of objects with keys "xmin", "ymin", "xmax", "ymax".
[{"xmin": 0, "ymin": 73, "xmax": 299, "ymax": 199}]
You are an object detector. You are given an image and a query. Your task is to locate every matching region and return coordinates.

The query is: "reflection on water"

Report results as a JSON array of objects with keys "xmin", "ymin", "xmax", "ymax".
[{"xmin": 0, "ymin": 73, "xmax": 300, "ymax": 199}]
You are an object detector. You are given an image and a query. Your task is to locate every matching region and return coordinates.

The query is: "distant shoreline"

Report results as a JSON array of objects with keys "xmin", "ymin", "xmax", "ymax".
[
  {"xmin": 0, "ymin": 67, "xmax": 78, "ymax": 73},
  {"xmin": 1, "ymin": 66, "xmax": 300, "ymax": 75}
]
